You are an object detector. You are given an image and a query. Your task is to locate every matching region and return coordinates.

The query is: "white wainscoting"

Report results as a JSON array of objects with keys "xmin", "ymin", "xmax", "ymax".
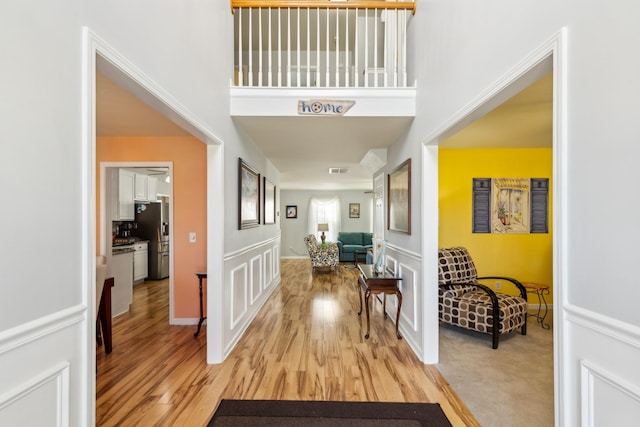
[
  {"xmin": 223, "ymin": 237, "xmax": 281, "ymax": 357},
  {"xmin": 0, "ymin": 306, "xmax": 85, "ymax": 425},
  {"xmin": 384, "ymin": 243, "xmax": 423, "ymax": 358},
  {"xmin": 250, "ymin": 255, "xmax": 262, "ymax": 305},
  {"xmin": 0, "ymin": 362, "xmax": 70, "ymax": 426},
  {"xmin": 564, "ymin": 305, "xmax": 640, "ymax": 426}
]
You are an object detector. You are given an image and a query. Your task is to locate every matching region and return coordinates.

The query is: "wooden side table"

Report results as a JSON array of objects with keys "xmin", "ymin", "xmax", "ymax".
[
  {"xmin": 357, "ymin": 264, "xmax": 403, "ymax": 339},
  {"xmin": 523, "ymin": 282, "xmax": 550, "ymax": 330},
  {"xmin": 194, "ymin": 272, "xmax": 207, "ymax": 337},
  {"xmin": 353, "ymin": 250, "xmax": 368, "ymax": 266}
]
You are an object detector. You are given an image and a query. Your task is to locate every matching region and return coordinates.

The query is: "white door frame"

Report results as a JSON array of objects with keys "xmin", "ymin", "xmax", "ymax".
[
  {"xmin": 82, "ymin": 27, "xmax": 225, "ymax": 425},
  {"xmin": 420, "ymin": 29, "xmax": 567, "ymax": 425}
]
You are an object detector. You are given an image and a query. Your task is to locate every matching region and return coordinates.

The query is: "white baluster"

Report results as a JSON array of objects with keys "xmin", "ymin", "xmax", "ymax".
[
  {"xmin": 364, "ymin": 8, "xmax": 368, "ymax": 88},
  {"xmin": 316, "ymin": 8, "xmax": 320, "ymax": 87},
  {"xmin": 278, "ymin": 8, "xmax": 282, "ymax": 87},
  {"xmin": 354, "ymin": 8, "xmax": 359, "ymax": 88},
  {"xmin": 248, "ymin": 7, "xmax": 253, "ymax": 87},
  {"xmin": 306, "ymin": 9, "xmax": 310, "ymax": 87},
  {"xmin": 268, "ymin": 8, "xmax": 272, "ymax": 87},
  {"xmin": 402, "ymin": 10, "xmax": 407, "ymax": 87},
  {"xmin": 258, "ymin": 7, "xmax": 263, "ymax": 87},
  {"xmin": 325, "ymin": 8, "xmax": 329, "ymax": 87},
  {"xmin": 374, "ymin": 8, "xmax": 378, "ymax": 88},
  {"xmin": 335, "ymin": 9, "xmax": 339, "ymax": 87},
  {"xmin": 287, "ymin": 7, "xmax": 291, "ymax": 87},
  {"xmin": 238, "ymin": 7, "xmax": 243, "ymax": 87},
  {"xmin": 296, "ymin": 7, "xmax": 300, "ymax": 88},
  {"xmin": 345, "ymin": 8, "xmax": 349, "ymax": 87}
]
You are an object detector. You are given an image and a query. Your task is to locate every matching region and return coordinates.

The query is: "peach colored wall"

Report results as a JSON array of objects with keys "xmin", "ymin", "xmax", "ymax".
[{"xmin": 97, "ymin": 136, "xmax": 206, "ymax": 319}]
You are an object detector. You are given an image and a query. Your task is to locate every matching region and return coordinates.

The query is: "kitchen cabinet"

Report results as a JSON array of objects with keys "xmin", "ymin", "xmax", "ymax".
[
  {"xmin": 110, "ymin": 250, "xmax": 133, "ymax": 317},
  {"xmin": 134, "ymin": 174, "xmax": 158, "ymax": 202},
  {"xmin": 133, "ymin": 242, "xmax": 148, "ymax": 283},
  {"xmin": 147, "ymin": 176, "xmax": 158, "ymax": 201},
  {"xmin": 111, "ymin": 169, "xmax": 135, "ymax": 221},
  {"xmin": 134, "ymin": 173, "xmax": 148, "ymax": 201}
]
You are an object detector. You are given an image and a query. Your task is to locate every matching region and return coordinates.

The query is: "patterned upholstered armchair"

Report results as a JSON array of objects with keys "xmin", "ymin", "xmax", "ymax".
[
  {"xmin": 438, "ymin": 247, "xmax": 528, "ymax": 349},
  {"xmin": 304, "ymin": 235, "xmax": 339, "ymax": 274}
]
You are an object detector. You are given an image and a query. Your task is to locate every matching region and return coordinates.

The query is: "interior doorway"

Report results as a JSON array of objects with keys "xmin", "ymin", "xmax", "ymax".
[
  {"xmin": 98, "ymin": 163, "xmax": 174, "ymax": 320},
  {"xmin": 421, "ymin": 30, "xmax": 567, "ymax": 423},
  {"xmin": 85, "ymin": 28, "xmax": 226, "ymax": 422}
]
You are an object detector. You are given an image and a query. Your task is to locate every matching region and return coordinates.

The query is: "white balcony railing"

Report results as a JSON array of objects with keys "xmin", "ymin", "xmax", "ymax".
[{"xmin": 231, "ymin": 1, "xmax": 416, "ymax": 89}]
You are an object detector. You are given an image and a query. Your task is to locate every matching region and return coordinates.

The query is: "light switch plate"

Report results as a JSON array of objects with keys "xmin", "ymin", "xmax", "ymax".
[{"xmin": 189, "ymin": 232, "xmax": 197, "ymax": 243}]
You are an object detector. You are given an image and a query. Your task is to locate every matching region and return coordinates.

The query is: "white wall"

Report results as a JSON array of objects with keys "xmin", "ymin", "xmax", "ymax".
[
  {"xmin": 405, "ymin": 0, "xmax": 640, "ymax": 425},
  {"xmin": 1, "ymin": 1, "xmax": 91, "ymax": 425},
  {"xmin": 280, "ymin": 189, "xmax": 373, "ymax": 258}
]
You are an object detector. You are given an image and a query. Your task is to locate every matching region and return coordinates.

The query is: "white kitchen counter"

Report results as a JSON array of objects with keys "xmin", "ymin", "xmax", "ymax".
[{"xmin": 110, "ymin": 250, "xmax": 133, "ymax": 317}]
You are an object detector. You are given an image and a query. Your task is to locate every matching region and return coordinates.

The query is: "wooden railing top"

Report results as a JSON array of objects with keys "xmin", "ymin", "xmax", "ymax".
[{"xmin": 230, "ymin": 0, "xmax": 416, "ymax": 15}]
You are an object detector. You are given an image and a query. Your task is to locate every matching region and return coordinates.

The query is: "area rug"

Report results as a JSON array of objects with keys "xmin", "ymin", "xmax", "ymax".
[{"xmin": 208, "ymin": 399, "xmax": 452, "ymax": 427}]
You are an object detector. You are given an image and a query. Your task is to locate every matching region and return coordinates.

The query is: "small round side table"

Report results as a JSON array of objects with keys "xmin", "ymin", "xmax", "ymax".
[{"xmin": 523, "ymin": 282, "xmax": 550, "ymax": 330}]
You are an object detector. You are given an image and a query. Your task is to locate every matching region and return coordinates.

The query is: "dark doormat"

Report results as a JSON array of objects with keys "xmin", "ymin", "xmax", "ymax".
[{"xmin": 208, "ymin": 399, "xmax": 453, "ymax": 427}]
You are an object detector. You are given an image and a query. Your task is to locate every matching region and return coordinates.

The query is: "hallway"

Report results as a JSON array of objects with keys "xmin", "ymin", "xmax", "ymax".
[{"xmin": 96, "ymin": 260, "xmax": 477, "ymax": 426}]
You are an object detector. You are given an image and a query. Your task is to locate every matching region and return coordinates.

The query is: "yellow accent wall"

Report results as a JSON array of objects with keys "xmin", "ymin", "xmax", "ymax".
[{"xmin": 439, "ymin": 148, "xmax": 553, "ymax": 303}]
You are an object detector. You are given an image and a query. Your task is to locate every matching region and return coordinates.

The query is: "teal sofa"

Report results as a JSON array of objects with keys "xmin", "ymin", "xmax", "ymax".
[{"xmin": 336, "ymin": 232, "xmax": 373, "ymax": 262}]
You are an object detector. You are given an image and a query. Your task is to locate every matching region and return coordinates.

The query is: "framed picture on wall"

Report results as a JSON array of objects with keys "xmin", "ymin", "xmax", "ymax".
[
  {"xmin": 263, "ymin": 177, "xmax": 276, "ymax": 224},
  {"xmin": 238, "ymin": 158, "xmax": 260, "ymax": 229},
  {"xmin": 387, "ymin": 158, "xmax": 411, "ymax": 234},
  {"xmin": 286, "ymin": 205, "xmax": 297, "ymax": 219},
  {"xmin": 349, "ymin": 203, "xmax": 360, "ymax": 218}
]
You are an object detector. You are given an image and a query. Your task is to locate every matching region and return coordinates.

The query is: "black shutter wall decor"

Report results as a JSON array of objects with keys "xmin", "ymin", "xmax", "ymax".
[
  {"xmin": 530, "ymin": 178, "xmax": 549, "ymax": 233},
  {"xmin": 472, "ymin": 178, "xmax": 491, "ymax": 233}
]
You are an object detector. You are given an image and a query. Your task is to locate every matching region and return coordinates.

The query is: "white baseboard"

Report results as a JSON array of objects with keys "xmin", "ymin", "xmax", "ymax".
[{"xmin": 170, "ymin": 318, "xmax": 203, "ymax": 326}]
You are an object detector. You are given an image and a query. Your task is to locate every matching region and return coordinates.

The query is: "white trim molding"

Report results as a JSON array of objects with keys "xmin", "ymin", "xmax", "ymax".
[
  {"xmin": 580, "ymin": 360, "xmax": 640, "ymax": 427},
  {"xmin": 0, "ymin": 362, "xmax": 70, "ymax": 426},
  {"xmin": 0, "ymin": 305, "xmax": 86, "ymax": 356}
]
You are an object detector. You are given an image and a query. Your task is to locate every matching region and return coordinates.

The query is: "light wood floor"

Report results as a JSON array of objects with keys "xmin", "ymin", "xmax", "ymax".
[{"xmin": 96, "ymin": 259, "xmax": 478, "ymax": 426}]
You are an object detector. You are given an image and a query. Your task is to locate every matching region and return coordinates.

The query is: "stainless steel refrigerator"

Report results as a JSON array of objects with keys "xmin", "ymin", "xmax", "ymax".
[{"xmin": 135, "ymin": 201, "xmax": 169, "ymax": 279}]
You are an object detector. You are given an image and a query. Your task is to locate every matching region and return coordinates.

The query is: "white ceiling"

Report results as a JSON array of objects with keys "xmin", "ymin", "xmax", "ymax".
[
  {"xmin": 232, "ymin": 115, "xmax": 413, "ymax": 190},
  {"xmin": 96, "ymin": 71, "xmax": 552, "ymax": 189},
  {"xmin": 442, "ymin": 73, "xmax": 553, "ymax": 149},
  {"xmin": 96, "ymin": 72, "xmax": 192, "ymax": 137}
]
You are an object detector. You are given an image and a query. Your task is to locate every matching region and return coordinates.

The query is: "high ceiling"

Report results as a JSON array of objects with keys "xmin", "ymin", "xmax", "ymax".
[{"xmin": 96, "ymin": 72, "xmax": 552, "ymax": 189}]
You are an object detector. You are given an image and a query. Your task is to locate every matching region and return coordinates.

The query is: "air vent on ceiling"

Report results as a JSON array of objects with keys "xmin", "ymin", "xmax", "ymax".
[{"xmin": 329, "ymin": 167, "xmax": 349, "ymax": 174}]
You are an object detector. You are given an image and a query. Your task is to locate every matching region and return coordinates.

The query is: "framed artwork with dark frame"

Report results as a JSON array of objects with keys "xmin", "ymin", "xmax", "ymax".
[
  {"xmin": 263, "ymin": 177, "xmax": 276, "ymax": 224},
  {"xmin": 387, "ymin": 158, "xmax": 411, "ymax": 234},
  {"xmin": 349, "ymin": 203, "xmax": 360, "ymax": 218},
  {"xmin": 285, "ymin": 205, "xmax": 297, "ymax": 219},
  {"xmin": 238, "ymin": 158, "xmax": 260, "ymax": 229}
]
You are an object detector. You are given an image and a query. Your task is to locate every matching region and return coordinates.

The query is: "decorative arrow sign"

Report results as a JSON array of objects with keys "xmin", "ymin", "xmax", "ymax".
[{"xmin": 298, "ymin": 99, "xmax": 355, "ymax": 116}]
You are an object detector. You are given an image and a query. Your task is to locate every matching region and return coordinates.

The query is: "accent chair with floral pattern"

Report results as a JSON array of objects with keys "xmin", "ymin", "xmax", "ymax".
[
  {"xmin": 438, "ymin": 247, "xmax": 528, "ymax": 349},
  {"xmin": 304, "ymin": 234, "xmax": 339, "ymax": 274}
]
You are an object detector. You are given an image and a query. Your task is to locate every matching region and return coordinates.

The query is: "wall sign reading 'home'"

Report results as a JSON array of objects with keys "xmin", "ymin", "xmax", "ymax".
[{"xmin": 298, "ymin": 99, "xmax": 355, "ymax": 116}]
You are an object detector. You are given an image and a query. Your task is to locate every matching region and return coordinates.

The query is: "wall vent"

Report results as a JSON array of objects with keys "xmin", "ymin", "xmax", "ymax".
[{"xmin": 329, "ymin": 167, "xmax": 349, "ymax": 174}]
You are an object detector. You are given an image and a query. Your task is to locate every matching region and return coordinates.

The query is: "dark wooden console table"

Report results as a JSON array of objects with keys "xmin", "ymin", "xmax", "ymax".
[
  {"xmin": 357, "ymin": 264, "xmax": 403, "ymax": 339},
  {"xmin": 194, "ymin": 272, "xmax": 207, "ymax": 337}
]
